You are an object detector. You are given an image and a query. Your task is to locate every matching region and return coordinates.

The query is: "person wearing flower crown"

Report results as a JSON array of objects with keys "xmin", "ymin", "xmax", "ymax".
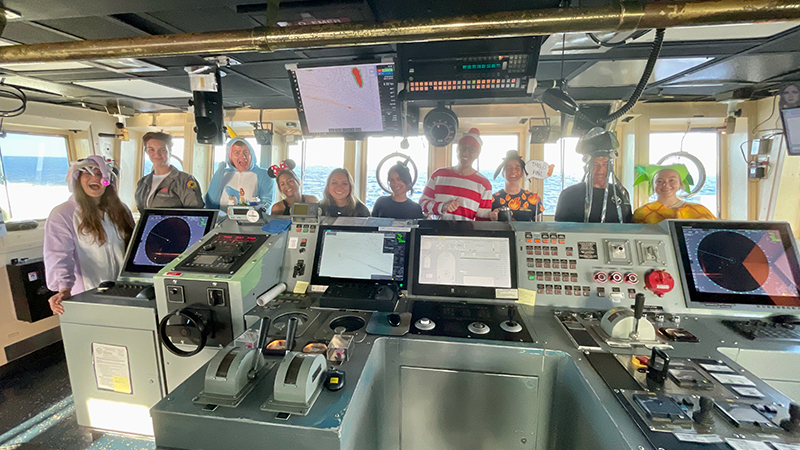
[
  {"xmin": 269, "ymin": 160, "xmax": 319, "ymax": 215},
  {"xmin": 44, "ymin": 156, "xmax": 135, "ymax": 314},
  {"xmin": 632, "ymin": 164, "xmax": 716, "ymax": 224},
  {"xmin": 490, "ymin": 150, "xmax": 546, "ymax": 221}
]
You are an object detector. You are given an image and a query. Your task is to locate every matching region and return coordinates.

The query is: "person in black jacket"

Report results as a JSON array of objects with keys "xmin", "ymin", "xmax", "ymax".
[{"xmin": 372, "ymin": 162, "xmax": 424, "ymax": 219}]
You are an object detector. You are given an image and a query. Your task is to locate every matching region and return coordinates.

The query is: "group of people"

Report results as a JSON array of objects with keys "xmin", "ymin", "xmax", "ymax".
[{"xmin": 44, "ymin": 126, "xmax": 715, "ymax": 314}]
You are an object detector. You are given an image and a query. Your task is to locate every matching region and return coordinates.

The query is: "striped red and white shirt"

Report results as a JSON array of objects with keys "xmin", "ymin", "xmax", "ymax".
[{"xmin": 419, "ymin": 167, "xmax": 493, "ymax": 221}]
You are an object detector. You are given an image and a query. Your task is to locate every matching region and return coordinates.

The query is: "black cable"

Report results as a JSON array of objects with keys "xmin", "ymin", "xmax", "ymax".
[
  {"xmin": 0, "ymin": 83, "xmax": 27, "ymax": 118},
  {"xmin": 586, "ymin": 30, "xmax": 650, "ymax": 48},
  {"xmin": 582, "ymin": 29, "xmax": 666, "ymax": 125}
]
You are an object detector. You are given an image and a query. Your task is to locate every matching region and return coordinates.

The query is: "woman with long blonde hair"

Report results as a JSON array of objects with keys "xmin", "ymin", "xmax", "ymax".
[
  {"xmin": 319, "ymin": 168, "xmax": 369, "ymax": 217},
  {"xmin": 44, "ymin": 155, "xmax": 134, "ymax": 314}
]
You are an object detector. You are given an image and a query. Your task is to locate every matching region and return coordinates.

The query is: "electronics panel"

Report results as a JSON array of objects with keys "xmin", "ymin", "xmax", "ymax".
[
  {"xmin": 311, "ymin": 226, "xmax": 410, "ymax": 287},
  {"xmin": 288, "ymin": 62, "xmax": 399, "ymax": 138},
  {"xmin": 399, "ymin": 37, "xmax": 542, "ymax": 100},
  {"xmin": 410, "ymin": 221, "xmax": 517, "ymax": 300},
  {"xmin": 781, "ymin": 107, "xmax": 800, "ymax": 155},
  {"xmin": 174, "ymin": 233, "xmax": 270, "ymax": 274},
  {"xmin": 513, "ymin": 222, "xmax": 688, "ymax": 313},
  {"xmin": 122, "ymin": 208, "xmax": 218, "ymax": 280},
  {"xmin": 670, "ymin": 220, "xmax": 800, "ymax": 313}
]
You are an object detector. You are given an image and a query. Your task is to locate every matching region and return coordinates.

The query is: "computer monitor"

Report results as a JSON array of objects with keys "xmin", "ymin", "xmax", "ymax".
[
  {"xmin": 781, "ymin": 107, "xmax": 800, "ymax": 155},
  {"xmin": 287, "ymin": 61, "xmax": 400, "ymax": 138},
  {"xmin": 311, "ymin": 226, "xmax": 409, "ymax": 287},
  {"xmin": 121, "ymin": 209, "xmax": 218, "ymax": 281},
  {"xmin": 411, "ymin": 223, "xmax": 518, "ymax": 300},
  {"xmin": 670, "ymin": 220, "xmax": 800, "ymax": 312}
]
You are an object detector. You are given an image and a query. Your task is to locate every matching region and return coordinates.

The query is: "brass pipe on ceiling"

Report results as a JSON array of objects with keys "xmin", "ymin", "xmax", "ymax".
[{"xmin": 0, "ymin": 0, "xmax": 799, "ymax": 63}]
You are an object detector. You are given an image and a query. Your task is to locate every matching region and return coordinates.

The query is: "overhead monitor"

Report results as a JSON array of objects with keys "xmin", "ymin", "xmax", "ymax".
[
  {"xmin": 781, "ymin": 107, "xmax": 800, "ymax": 155},
  {"xmin": 411, "ymin": 222, "xmax": 518, "ymax": 300},
  {"xmin": 670, "ymin": 220, "xmax": 800, "ymax": 312},
  {"xmin": 288, "ymin": 61, "xmax": 400, "ymax": 138},
  {"xmin": 311, "ymin": 226, "xmax": 409, "ymax": 287},
  {"xmin": 121, "ymin": 209, "xmax": 218, "ymax": 280}
]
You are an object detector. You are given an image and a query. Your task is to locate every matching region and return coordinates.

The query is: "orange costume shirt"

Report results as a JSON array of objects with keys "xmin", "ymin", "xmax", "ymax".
[{"xmin": 632, "ymin": 200, "xmax": 716, "ymax": 224}]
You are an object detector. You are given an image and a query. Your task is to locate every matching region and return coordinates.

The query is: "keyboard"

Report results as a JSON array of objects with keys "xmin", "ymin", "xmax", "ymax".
[
  {"xmin": 319, "ymin": 283, "xmax": 397, "ymax": 312},
  {"xmin": 722, "ymin": 319, "xmax": 800, "ymax": 341},
  {"xmin": 97, "ymin": 283, "xmax": 155, "ymax": 300}
]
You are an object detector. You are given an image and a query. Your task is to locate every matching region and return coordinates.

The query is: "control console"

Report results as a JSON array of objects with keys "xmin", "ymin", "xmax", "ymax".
[{"xmin": 176, "ymin": 233, "xmax": 269, "ymax": 274}]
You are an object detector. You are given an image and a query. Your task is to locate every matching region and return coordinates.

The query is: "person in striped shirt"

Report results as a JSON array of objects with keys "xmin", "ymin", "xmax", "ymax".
[{"xmin": 419, "ymin": 128, "xmax": 493, "ymax": 221}]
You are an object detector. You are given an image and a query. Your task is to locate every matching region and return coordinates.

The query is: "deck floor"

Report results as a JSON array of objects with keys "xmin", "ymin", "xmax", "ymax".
[{"xmin": 0, "ymin": 343, "xmax": 156, "ymax": 450}]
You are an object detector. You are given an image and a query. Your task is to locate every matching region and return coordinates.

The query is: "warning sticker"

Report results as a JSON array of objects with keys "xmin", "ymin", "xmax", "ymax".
[{"xmin": 92, "ymin": 343, "xmax": 132, "ymax": 395}]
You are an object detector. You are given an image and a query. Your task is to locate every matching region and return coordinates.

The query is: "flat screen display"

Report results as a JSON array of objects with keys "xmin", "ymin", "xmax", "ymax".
[
  {"xmin": 672, "ymin": 221, "xmax": 800, "ymax": 310},
  {"xmin": 411, "ymin": 223, "xmax": 518, "ymax": 300},
  {"xmin": 122, "ymin": 209, "xmax": 217, "ymax": 277},
  {"xmin": 311, "ymin": 226, "xmax": 409, "ymax": 287},
  {"xmin": 781, "ymin": 107, "xmax": 800, "ymax": 155},
  {"xmin": 288, "ymin": 62, "xmax": 400, "ymax": 137}
]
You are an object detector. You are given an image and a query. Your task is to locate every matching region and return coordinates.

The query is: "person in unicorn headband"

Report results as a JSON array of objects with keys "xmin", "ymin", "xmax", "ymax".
[
  {"xmin": 44, "ymin": 155, "xmax": 135, "ymax": 314},
  {"xmin": 632, "ymin": 164, "xmax": 716, "ymax": 224},
  {"xmin": 268, "ymin": 159, "xmax": 319, "ymax": 216},
  {"xmin": 205, "ymin": 137, "xmax": 275, "ymax": 212}
]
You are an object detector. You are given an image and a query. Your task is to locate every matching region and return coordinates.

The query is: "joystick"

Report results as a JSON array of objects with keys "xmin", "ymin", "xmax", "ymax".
[
  {"xmin": 500, "ymin": 305, "xmax": 523, "ymax": 333},
  {"xmin": 285, "ymin": 316, "xmax": 298, "ymax": 353},
  {"xmin": 781, "ymin": 403, "xmax": 800, "ymax": 434},
  {"xmin": 629, "ymin": 293, "xmax": 646, "ymax": 341},
  {"xmin": 693, "ymin": 396, "xmax": 715, "ymax": 428}
]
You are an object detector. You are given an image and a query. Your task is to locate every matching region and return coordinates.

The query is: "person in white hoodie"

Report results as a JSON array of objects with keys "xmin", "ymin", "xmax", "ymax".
[{"xmin": 204, "ymin": 138, "xmax": 275, "ymax": 211}]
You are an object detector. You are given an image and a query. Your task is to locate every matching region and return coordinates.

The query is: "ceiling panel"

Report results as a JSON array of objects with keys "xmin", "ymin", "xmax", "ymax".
[
  {"xmin": 73, "ymin": 79, "xmax": 192, "ymax": 99},
  {"xmin": 674, "ymin": 53, "xmax": 800, "ymax": 85},
  {"xmin": 148, "ymin": 7, "xmax": 259, "ymax": 33},
  {"xmin": 38, "ymin": 17, "xmax": 147, "ymax": 40},
  {"xmin": 2, "ymin": 22, "xmax": 76, "ymax": 44},
  {"xmin": 568, "ymin": 57, "xmax": 713, "ymax": 88}
]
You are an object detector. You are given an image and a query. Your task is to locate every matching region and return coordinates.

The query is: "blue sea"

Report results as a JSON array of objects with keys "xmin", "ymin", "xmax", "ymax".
[{"xmin": 2, "ymin": 156, "xmax": 69, "ymax": 185}]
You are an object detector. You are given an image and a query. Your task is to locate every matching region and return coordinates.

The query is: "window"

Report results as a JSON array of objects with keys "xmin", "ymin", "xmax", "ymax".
[
  {"xmin": 0, "ymin": 133, "xmax": 71, "ymax": 221},
  {"xmin": 143, "ymin": 137, "xmax": 184, "ymax": 175},
  {"xmin": 365, "ymin": 136, "xmax": 429, "ymax": 208},
  {"xmin": 648, "ymin": 132, "xmax": 718, "ymax": 215},
  {"xmin": 543, "ymin": 137, "xmax": 582, "ymax": 215},
  {"xmin": 286, "ymin": 137, "xmax": 346, "ymax": 200},
  {"xmin": 451, "ymin": 134, "xmax": 519, "ymax": 194}
]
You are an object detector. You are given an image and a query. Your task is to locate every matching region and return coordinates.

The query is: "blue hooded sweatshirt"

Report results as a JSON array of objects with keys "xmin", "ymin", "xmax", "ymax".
[{"xmin": 204, "ymin": 138, "xmax": 275, "ymax": 211}]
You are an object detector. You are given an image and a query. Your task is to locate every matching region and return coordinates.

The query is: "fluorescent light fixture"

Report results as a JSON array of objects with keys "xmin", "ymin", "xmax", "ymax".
[
  {"xmin": 0, "ymin": 61, "xmax": 94, "ymax": 71},
  {"xmin": 92, "ymin": 58, "xmax": 166, "ymax": 73},
  {"xmin": 74, "ymin": 79, "xmax": 191, "ymax": 99}
]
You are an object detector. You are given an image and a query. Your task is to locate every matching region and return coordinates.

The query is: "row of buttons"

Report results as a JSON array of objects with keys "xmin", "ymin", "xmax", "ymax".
[
  {"xmin": 524, "ymin": 232, "xmax": 566, "ymax": 244},
  {"xmin": 537, "ymin": 284, "xmax": 591, "ymax": 296},
  {"xmin": 527, "ymin": 271, "xmax": 579, "ymax": 283},
  {"xmin": 597, "ymin": 286, "xmax": 638, "ymax": 299},
  {"xmin": 295, "ymin": 224, "xmax": 317, "ymax": 233},
  {"xmin": 526, "ymin": 258, "xmax": 577, "ymax": 269},
  {"xmin": 525, "ymin": 246, "xmax": 574, "ymax": 257}
]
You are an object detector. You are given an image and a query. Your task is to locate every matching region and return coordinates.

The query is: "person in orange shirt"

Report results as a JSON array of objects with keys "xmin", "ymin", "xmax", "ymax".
[{"xmin": 633, "ymin": 166, "xmax": 716, "ymax": 224}]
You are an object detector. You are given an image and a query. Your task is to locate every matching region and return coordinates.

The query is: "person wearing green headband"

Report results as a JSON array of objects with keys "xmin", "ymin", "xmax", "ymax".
[{"xmin": 632, "ymin": 164, "xmax": 716, "ymax": 224}]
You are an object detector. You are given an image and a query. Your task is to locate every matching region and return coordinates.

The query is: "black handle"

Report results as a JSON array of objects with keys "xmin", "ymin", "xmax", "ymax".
[
  {"xmin": 285, "ymin": 317, "xmax": 298, "ymax": 352},
  {"xmin": 633, "ymin": 293, "xmax": 646, "ymax": 320},
  {"xmin": 507, "ymin": 305, "xmax": 517, "ymax": 323},
  {"xmin": 256, "ymin": 317, "xmax": 271, "ymax": 351}
]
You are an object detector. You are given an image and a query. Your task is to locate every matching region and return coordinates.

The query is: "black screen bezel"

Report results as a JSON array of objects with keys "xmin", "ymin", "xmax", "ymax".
[
  {"xmin": 310, "ymin": 225, "xmax": 410, "ymax": 287},
  {"xmin": 287, "ymin": 60, "xmax": 400, "ymax": 139},
  {"xmin": 671, "ymin": 220, "xmax": 800, "ymax": 309},
  {"xmin": 781, "ymin": 107, "xmax": 800, "ymax": 156},
  {"xmin": 122, "ymin": 208, "xmax": 218, "ymax": 277},
  {"xmin": 411, "ymin": 226, "xmax": 518, "ymax": 300}
]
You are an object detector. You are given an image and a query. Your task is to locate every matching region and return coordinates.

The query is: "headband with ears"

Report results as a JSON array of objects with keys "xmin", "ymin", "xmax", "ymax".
[
  {"xmin": 493, "ymin": 150, "xmax": 528, "ymax": 180},
  {"xmin": 268, "ymin": 159, "xmax": 297, "ymax": 178}
]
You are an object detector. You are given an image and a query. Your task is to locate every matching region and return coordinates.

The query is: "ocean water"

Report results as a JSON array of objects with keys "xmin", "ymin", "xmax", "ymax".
[{"xmin": 2, "ymin": 156, "xmax": 69, "ymax": 185}]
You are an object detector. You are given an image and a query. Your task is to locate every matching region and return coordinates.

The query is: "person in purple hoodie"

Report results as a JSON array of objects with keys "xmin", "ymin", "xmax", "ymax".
[{"xmin": 44, "ymin": 155, "xmax": 134, "ymax": 314}]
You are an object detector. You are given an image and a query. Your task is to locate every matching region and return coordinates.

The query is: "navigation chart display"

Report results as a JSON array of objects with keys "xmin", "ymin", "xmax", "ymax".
[
  {"xmin": 289, "ymin": 62, "xmax": 399, "ymax": 136},
  {"xmin": 314, "ymin": 228, "xmax": 408, "ymax": 283},
  {"xmin": 123, "ymin": 210, "xmax": 216, "ymax": 276},
  {"xmin": 418, "ymin": 235, "xmax": 512, "ymax": 289},
  {"xmin": 674, "ymin": 222, "xmax": 800, "ymax": 308}
]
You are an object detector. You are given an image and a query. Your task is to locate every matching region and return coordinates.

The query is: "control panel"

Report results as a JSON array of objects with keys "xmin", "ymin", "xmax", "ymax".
[
  {"xmin": 176, "ymin": 233, "xmax": 269, "ymax": 274},
  {"xmin": 513, "ymin": 224, "xmax": 687, "ymax": 313},
  {"xmin": 283, "ymin": 218, "xmax": 320, "ymax": 293}
]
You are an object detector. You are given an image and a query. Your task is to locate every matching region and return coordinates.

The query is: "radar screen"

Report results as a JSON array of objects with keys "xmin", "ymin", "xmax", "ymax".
[{"xmin": 674, "ymin": 221, "xmax": 800, "ymax": 309}]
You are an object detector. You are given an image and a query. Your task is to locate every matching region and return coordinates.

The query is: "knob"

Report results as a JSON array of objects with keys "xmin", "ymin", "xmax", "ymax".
[
  {"xmin": 693, "ymin": 396, "xmax": 715, "ymax": 427},
  {"xmin": 644, "ymin": 269, "xmax": 675, "ymax": 297},
  {"xmin": 221, "ymin": 256, "xmax": 235, "ymax": 264},
  {"xmin": 203, "ymin": 243, "xmax": 216, "ymax": 251},
  {"xmin": 593, "ymin": 271, "xmax": 608, "ymax": 283},
  {"xmin": 609, "ymin": 272, "xmax": 623, "ymax": 284},
  {"xmin": 388, "ymin": 313, "xmax": 401, "ymax": 327},
  {"xmin": 415, "ymin": 318, "xmax": 435, "ymax": 331},
  {"xmin": 624, "ymin": 272, "xmax": 639, "ymax": 284}
]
